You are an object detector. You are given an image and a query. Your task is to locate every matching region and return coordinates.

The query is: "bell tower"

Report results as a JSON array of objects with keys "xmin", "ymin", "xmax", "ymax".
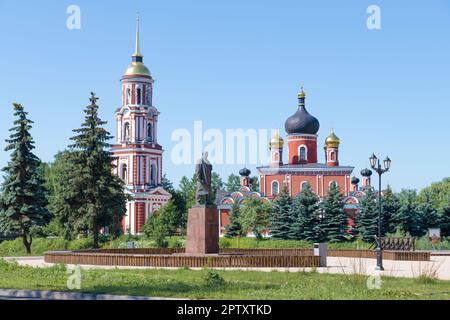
[{"xmin": 112, "ymin": 15, "xmax": 171, "ymax": 234}]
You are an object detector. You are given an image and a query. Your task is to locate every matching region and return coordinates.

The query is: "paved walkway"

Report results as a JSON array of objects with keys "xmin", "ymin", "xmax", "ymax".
[
  {"xmin": 4, "ymin": 255, "xmax": 450, "ymax": 280},
  {"xmin": 0, "ymin": 288, "xmax": 179, "ymax": 300}
]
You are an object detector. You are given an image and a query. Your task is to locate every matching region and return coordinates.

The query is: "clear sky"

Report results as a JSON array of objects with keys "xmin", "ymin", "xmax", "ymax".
[{"xmin": 0, "ymin": 0, "xmax": 449, "ymax": 191}]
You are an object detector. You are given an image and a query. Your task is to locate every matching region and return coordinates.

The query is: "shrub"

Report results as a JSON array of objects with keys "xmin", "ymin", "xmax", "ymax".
[{"xmin": 203, "ymin": 269, "xmax": 225, "ymax": 286}]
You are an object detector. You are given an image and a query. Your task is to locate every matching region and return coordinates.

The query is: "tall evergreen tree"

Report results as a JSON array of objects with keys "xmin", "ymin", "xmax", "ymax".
[
  {"xmin": 224, "ymin": 202, "xmax": 243, "ymax": 238},
  {"xmin": 269, "ymin": 187, "xmax": 293, "ymax": 239},
  {"xmin": 417, "ymin": 194, "xmax": 440, "ymax": 234},
  {"xmin": 60, "ymin": 93, "xmax": 127, "ymax": 247},
  {"xmin": 381, "ymin": 185, "xmax": 400, "ymax": 235},
  {"xmin": 0, "ymin": 103, "xmax": 51, "ymax": 254},
  {"xmin": 291, "ymin": 183, "xmax": 320, "ymax": 241},
  {"xmin": 356, "ymin": 187, "xmax": 379, "ymax": 242},
  {"xmin": 320, "ymin": 182, "xmax": 348, "ymax": 242},
  {"xmin": 250, "ymin": 176, "xmax": 260, "ymax": 192},
  {"xmin": 396, "ymin": 189, "xmax": 421, "ymax": 237}
]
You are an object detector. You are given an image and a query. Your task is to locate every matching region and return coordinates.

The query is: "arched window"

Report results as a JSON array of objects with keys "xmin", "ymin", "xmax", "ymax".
[
  {"xmin": 271, "ymin": 181, "xmax": 279, "ymax": 196},
  {"xmin": 147, "ymin": 123, "xmax": 153, "ymax": 141},
  {"xmin": 150, "ymin": 163, "xmax": 157, "ymax": 186},
  {"xmin": 329, "ymin": 180, "xmax": 337, "ymax": 188},
  {"xmin": 126, "ymin": 88, "xmax": 131, "ymax": 105},
  {"xmin": 273, "ymin": 151, "xmax": 279, "ymax": 162},
  {"xmin": 299, "ymin": 146, "xmax": 306, "ymax": 161},
  {"xmin": 121, "ymin": 164, "xmax": 128, "ymax": 182},
  {"xmin": 136, "ymin": 88, "xmax": 141, "ymax": 104},
  {"xmin": 123, "ymin": 122, "xmax": 130, "ymax": 142},
  {"xmin": 301, "ymin": 181, "xmax": 309, "ymax": 191},
  {"xmin": 330, "ymin": 151, "xmax": 335, "ymax": 161}
]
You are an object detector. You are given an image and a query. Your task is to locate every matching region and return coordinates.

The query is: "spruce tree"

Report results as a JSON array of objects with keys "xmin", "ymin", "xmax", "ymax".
[
  {"xmin": 61, "ymin": 93, "xmax": 127, "ymax": 247},
  {"xmin": 356, "ymin": 187, "xmax": 379, "ymax": 242},
  {"xmin": 269, "ymin": 186, "xmax": 293, "ymax": 239},
  {"xmin": 381, "ymin": 185, "xmax": 400, "ymax": 235},
  {"xmin": 417, "ymin": 196, "xmax": 440, "ymax": 235},
  {"xmin": 291, "ymin": 183, "xmax": 320, "ymax": 241},
  {"xmin": 396, "ymin": 189, "xmax": 421, "ymax": 237},
  {"xmin": 0, "ymin": 103, "xmax": 51, "ymax": 254},
  {"xmin": 320, "ymin": 182, "xmax": 348, "ymax": 242},
  {"xmin": 224, "ymin": 202, "xmax": 243, "ymax": 238}
]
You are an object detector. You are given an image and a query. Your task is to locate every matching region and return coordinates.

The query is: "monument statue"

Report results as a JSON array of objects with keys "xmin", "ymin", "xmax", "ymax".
[
  {"xmin": 185, "ymin": 151, "xmax": 219, "ymax": 254},
  {"xmin": 195, "ymin": 151, "xmax": 213, "ymax": 205}
]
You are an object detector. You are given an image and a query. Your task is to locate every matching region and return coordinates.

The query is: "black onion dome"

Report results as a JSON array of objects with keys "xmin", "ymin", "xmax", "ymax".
[
  {"xmin": 351, "ymin": 176, "xmax": 360, "ymax": 185},
  {"xmin": 239, "ymin": 167, "xmax": 251, "ymax": 177},
  {"xmin": 360, "ymin": 168, "xmax": 372, "ymax": 177},
  {"xmin": 284, "ymin": 89, "xmax": 320, "ymax": 135}
]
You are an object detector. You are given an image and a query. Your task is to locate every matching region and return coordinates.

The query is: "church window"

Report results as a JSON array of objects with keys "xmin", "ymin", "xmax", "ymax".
[
  {"xmin": 123, "ymin": 122, "xmax": 130, "ymax": 142},
  {"xmin": 126, "ymin": 88, "xmax": 131, "ymax": 105},
  {"xmin": 301, "ymin": 181, "xmax": 309, "ymax": 191},
  {"xmin": 121, "ymin": 164, "xmax": 128, "ymax": 182},
  {"xmin": 147, "ymin": 123, "xmax": 153, "ymax": 141},
  {"xmin": 137, "ymin": 88, "xmax": 141, "ymax": 104},
  {"xmin": 299, "ymin": 146, "xmax": 306, "ymax": 161},
  {"xmin": 271, "ymin": 180, "xmax": 279, "ymax": 196}
]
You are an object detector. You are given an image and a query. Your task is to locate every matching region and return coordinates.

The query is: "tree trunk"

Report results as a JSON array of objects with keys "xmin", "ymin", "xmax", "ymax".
[{"xmin": 22, "ymin": 234, "xmax": 32, "ymax": 255}]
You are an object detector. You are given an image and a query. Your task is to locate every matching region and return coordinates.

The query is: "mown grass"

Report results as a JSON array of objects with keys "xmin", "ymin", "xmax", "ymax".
[{"xmin": 0, "ymin": 259, "xmax": 449, "ymax": 299}]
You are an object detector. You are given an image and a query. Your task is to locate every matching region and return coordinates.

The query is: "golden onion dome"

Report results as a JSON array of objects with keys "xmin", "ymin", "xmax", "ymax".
[
  {"xmin": 325, "ymin": 128, "xmax": 340, "ymax": 147},
  {"xmin": 270, "ymin": 132, "xmax": 284, "ymax": 149}
]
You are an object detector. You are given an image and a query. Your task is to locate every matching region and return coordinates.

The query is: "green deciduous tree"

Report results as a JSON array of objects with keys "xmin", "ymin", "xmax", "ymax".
[
  {"xmin": 239, "ymin": 197, "xmax": 271, "ymax": 239},
  {"xmin": 320, "ymin": 182, "xmax": 348, "ymax": 242},
  {"xmin": 224, "ymin": 202, "xmax": 244, "ymax": 238},
  {"xmin": 269, "ymin": 187, "xmax": 293, "ymax": 239},
  {"xmin": 291, "ymin": 183, "xmax": 320, "ymax": 241},
  {"xmin": 0, "ymin": 103, "xmax": 51, "ymax": 254},
  {"xmin": 59, "ymin": 93, "xmax": 127, "ymax": 247},
  {"xmin": 225, "ymin": 174, "xmax": 241, "ymax": 192},
  {"xmin": 162, "ymin": 174, "xmax": 186, "ymax": 231}
]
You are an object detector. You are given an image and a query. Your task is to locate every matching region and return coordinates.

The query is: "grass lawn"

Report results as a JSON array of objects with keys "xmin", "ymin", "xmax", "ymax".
[{"xmin": 1, "ymin": 259, "xmax": 449, "ymax": 299}]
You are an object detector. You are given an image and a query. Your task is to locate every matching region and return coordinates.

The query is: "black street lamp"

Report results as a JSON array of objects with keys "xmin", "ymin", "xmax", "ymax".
[{"xmin": 369, "ymin": 153, "xmax": 391, "ymax": 271}]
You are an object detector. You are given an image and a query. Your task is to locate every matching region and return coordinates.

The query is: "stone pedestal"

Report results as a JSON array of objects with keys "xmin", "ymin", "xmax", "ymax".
[{"xmin": 185, "ymin": 205, "xmax": 219, "ymax": 254}]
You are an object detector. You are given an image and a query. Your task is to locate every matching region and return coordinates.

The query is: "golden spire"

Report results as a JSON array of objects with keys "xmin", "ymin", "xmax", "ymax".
[
  {"xmin": 133, "ymin": 13, "xmax": 142, "ymax": 57},
  {"xmin": 124, "ymin": 13, "xmax": 151, "ymax": 77}
]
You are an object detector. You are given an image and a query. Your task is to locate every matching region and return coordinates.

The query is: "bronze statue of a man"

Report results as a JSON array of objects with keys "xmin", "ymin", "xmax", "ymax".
[{"xmin": 195, "ymin": 152, "xmax": 213, "ymax": 205}]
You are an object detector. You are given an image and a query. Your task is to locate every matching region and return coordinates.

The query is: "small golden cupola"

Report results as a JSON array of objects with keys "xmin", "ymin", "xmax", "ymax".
[
  {"xmin": 325, "ymin": 128, "xmax": 340, "ymax": 147},
  {"xmin": 124, "ymin": 15, "xmax": 151, "ymax": 77},
  {"xmin": 325, "ymin": 128, "xmax": 340, "ymax": 167},
  {"xmin": 269, "ymin": 132, "xmax": 284, "ymax": 166}
]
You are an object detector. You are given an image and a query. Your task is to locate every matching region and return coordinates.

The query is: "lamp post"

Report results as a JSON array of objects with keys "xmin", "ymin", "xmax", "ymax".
[{"xmin": 369, "ymin": 153, "xmax": 391, "ymax": 271}]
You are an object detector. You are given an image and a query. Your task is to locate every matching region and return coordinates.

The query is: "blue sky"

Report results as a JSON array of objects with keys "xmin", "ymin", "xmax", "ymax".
[{"xmin": 0, "ymin": 0, "xmax": 449, "ymax": 191}]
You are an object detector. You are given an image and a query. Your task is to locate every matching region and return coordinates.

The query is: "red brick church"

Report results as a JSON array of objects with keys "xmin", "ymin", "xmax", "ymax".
[{"xmin": 257, "ymin": 88, "xmax": 354, "ymax": 199}]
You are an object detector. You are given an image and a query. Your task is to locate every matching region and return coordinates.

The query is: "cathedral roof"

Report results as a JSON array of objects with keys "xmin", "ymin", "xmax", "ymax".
[{"xmin": 284, "ymin": 88, "xmax": 320, "ymax": 135}]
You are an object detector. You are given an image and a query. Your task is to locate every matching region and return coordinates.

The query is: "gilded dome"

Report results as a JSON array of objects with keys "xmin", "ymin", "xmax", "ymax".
[
  {"xmin": 270, "ymin": 132, "xmax": 284, "ymax": 149},
  {"xmin": 284, "ymin": 88, "xmax": 320, "ymax": 135},
  {"xmin": 124, "ymin": 61, "xmax": 151, "ymax": 77},
  {"xmin": 325, "ymin": 129, "xmax": 340, "ymax": 147}
]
